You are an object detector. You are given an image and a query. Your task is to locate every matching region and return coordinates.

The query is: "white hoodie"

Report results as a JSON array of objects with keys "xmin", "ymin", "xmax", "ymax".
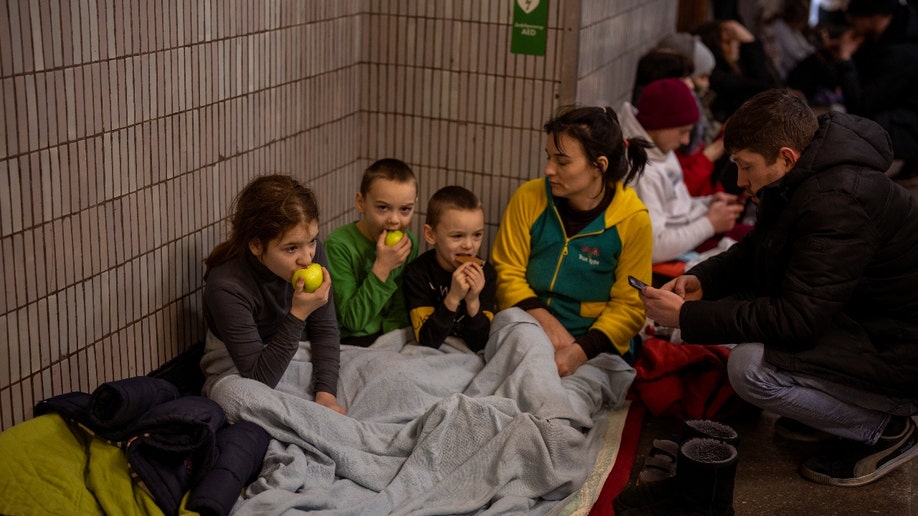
[{"xmin": 619, "ymin": 102, "xmax": 716, "ymax": 263}]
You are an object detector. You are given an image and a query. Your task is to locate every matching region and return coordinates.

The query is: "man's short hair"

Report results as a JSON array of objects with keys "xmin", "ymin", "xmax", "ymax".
[
  {"xmin": 724, "ymin": 89, "xmax": 819, "ymax": 163},
  {"xmin": 425, "ymin": 186, "xmax": 482, "ymax": 227}
]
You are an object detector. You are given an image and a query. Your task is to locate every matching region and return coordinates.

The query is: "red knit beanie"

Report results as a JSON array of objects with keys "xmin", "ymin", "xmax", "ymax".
[{"xmin": 636, "ymin": 78, "xmax": 700, "ymax": 130}]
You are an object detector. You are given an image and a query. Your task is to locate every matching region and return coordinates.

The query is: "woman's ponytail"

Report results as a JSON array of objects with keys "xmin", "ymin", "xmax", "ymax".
[{"xmin": 622, "ymin": 136, "xmax": 652, "ymax": 185}]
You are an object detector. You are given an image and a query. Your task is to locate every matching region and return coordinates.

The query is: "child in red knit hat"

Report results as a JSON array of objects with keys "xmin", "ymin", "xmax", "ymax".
[{"xmin": 620, "ymin": 78, "xmax": 748, "ymax": 268}]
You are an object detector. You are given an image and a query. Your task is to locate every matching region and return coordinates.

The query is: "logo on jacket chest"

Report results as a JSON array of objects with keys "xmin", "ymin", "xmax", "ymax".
[{"xmin": 577, "ymin": 245, "xmax": 601, "ymax": 266}]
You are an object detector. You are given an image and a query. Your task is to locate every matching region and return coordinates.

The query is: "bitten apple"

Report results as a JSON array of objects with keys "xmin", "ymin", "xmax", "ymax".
[
  {"xmin": 384, "ymin": 230, "xmax": 404, "ymax": 246},
  {"xmin": 291, "ymin": 263, "xmax": 323, "ymax": 293}
]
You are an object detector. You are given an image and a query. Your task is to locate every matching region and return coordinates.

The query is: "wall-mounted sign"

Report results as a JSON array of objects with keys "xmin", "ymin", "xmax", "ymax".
[{"xmin": 511, "ymin": 0, "xmax": 548, "ymax": 56}]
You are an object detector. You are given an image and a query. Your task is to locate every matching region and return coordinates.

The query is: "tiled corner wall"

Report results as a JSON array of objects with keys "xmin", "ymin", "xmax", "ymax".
[
  {"xmin": 358, "ymin": 1, "xmax": 567, "ymax": 257},
  {"xmin": 576, "ymin": 0, "xmax": 679, "ymax": 106},
  {"xmin": 360, "ymin": 0, "xmax": 678, "ymax": 258},
  {"xmin": 0, "ymin": 0, "xmax": 364, "ymax": 430},
  {"xmin": 0, "ymin": 0, "xmax": 676, "ymax": 431}
]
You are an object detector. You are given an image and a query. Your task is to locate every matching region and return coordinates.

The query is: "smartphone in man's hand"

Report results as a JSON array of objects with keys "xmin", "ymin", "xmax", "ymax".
[{"xmin": 628, "ymin": 276, "xmax": 648, "ymax": 291}]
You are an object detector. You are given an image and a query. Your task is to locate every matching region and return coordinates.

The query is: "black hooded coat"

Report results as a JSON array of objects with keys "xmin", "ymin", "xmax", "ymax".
[{"xmin": 681, "ymin": 111, "xmax": 918, "ymax": 398}]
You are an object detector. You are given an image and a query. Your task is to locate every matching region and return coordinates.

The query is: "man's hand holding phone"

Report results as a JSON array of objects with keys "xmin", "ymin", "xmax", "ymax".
[{"xmin": 635, "ymin": 275, "xmax": 706, "ymax": 328}]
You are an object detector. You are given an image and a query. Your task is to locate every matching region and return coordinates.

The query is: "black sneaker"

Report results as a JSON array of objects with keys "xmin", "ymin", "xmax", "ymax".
[
  {"xmin": 774, "ymin": 416, "xmax": 833, "ymax": 443},
  {"xmin": 800, "ymin": 416, "xmax": 918, "ymax": 487}
]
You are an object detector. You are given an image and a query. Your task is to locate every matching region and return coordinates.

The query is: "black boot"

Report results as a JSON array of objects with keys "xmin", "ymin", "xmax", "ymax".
[
  {"xmin": 614, "ymin": 437, "xmax": 738, "ymax": 515},
  {"xmin": 683, "ymin": 419, "xmax": 740, "ymax": 448}
]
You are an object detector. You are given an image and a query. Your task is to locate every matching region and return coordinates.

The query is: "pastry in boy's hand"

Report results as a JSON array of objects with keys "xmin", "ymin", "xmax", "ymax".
[{"xmin": 456, "ymin": 255, "xmax": 484, "ymax": 266}]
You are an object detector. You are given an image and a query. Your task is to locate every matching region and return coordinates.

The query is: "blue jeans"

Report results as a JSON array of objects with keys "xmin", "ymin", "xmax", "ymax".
[{"xmin": 727, "ymin": 343, "xmax": 918, "ymax": 445}]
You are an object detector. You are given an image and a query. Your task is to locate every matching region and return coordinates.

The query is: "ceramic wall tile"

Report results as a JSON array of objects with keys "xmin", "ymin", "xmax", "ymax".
[{"xmin": 0, "ymin": 0, "xmax": 677, "ymax": 429}]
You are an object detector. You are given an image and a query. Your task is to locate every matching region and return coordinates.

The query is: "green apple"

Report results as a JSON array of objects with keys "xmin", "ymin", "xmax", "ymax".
[
  {"xmin": 384, "ymin": 230, "xmax": 405, "ymax": 246},
  {"xmin": 291, "ymin": 263, "xmax": 323, "ymax": 293}
]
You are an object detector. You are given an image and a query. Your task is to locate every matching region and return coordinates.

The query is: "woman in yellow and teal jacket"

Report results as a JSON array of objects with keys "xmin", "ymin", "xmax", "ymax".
[{"xmin": 492, "ymin": 106, "xmax": 654, "ymax": 376}]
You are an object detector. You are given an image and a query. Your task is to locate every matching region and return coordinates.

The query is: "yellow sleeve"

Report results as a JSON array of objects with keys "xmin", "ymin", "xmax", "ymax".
[
  {"xmin": 492, "ymin": 180, "xmax": 544, "ymax": 310},
  {"xmin": 591, "ymin": 205, "xmax": 653, "ymax": 355}
]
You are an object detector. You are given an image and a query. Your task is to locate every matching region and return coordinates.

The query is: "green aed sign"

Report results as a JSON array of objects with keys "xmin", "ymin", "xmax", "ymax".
[{"xmin": 511, "ymin": 0, "xmax": 549, "ymax": 56}]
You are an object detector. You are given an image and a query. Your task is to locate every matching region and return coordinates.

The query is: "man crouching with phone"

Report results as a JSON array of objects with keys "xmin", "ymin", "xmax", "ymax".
[{"xmin": 639, "ymin": 89, "xmax": 918, "ymax": 488}]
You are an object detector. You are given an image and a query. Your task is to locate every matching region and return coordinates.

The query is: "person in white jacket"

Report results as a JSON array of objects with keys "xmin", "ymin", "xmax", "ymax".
[{"xmin": 620, "ymin": 78, "xmax": 746, "ymax": 263}]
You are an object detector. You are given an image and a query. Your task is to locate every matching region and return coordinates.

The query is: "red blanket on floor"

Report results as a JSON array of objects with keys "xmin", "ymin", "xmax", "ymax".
[{"xmin": 631, "ymin": 338, "xmax": 745, "ymax": 420}]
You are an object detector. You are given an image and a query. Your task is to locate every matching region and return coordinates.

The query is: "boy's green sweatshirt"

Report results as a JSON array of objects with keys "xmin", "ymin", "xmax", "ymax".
[{"xmin": 325, "ymin": 222, "xmax": 419, "ymax": 343}]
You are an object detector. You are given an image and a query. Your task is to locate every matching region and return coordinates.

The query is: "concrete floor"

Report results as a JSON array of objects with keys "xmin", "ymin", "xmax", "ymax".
[{"xmin": 620, "ymin": 174, "xmax": 918, "ymax": 515}]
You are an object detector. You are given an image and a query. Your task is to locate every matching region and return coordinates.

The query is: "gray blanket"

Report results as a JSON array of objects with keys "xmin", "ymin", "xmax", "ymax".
[{"xmin": 202, "ymin": 308, "xmax": 635, "ymax": 515}]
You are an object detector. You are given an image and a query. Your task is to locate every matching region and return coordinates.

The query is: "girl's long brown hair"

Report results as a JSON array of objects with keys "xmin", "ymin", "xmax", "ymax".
[{"xmin": 205, "ymin": 174, "xmax": 318, "ymax": 270}]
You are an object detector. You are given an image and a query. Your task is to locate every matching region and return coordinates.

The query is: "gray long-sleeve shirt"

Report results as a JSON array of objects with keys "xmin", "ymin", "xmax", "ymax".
[{"xmin": 203, "ymin": 240, "xmax": 340, "ymax": 396}]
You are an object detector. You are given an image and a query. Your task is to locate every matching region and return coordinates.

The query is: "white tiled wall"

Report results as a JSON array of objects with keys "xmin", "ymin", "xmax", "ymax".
[{"xmin": 0, "ymin": 0, "xmax": 677, "ymax": 430}]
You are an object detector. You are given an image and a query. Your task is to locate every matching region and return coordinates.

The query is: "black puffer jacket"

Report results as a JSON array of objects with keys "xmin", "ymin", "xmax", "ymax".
[
  {"xmin": 681, "ymin": 111, "xmax": 918, "ymax": 397},
  {"xmin": 35, "ymin": 376, "xmax": 270, "ymax": 516}
]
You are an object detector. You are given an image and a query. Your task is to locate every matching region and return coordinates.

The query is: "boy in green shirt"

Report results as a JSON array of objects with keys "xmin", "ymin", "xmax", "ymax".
[{"xmin": 326, "ymin": 159, "xmax": 419, "ymax": 346}]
